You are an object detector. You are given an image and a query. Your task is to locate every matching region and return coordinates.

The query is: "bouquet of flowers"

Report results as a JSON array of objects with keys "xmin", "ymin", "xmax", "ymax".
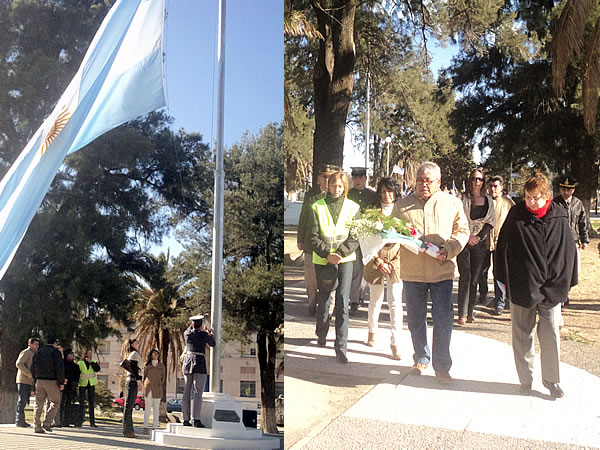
[{"xmin": 348, "ymin": 209, "xmax": 440, "ymax": 263}]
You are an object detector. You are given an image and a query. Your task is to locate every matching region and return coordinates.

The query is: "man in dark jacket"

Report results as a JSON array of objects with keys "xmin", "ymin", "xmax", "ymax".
[
  {"xmin": 495, "ymin": 175, "xmax": 577, "ymax": 399},
  {"xmin": 553, "ymin": 176, "xmax": 589, "ymax": 306},
  {"xmin": 182, "ymin": 314, "xmax": 216, "ymax": 428},
  {"xmin": 347, "ymin": 167, "xmax": 377, "ymax": 314},
  {"xmin": 297, "ymin": 164, "xmax": 341, "ymax": 315},
  {"xmin": 31, "ymin": 336, "xmax": 65, "ymax": 433},
  {"xmin": 59, "ymin": 349, "xmax": 80, "ymax": 427}
]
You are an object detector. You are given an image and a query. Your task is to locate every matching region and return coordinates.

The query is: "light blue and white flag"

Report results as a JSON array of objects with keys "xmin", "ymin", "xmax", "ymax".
[{"xmin": 0, "ymin": 0, "xmax": 166, "ymax": 280}]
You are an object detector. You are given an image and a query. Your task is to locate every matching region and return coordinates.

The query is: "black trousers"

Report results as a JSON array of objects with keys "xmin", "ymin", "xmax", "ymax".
[
  {"xmin": 78, "ymin": 384, "xmax": 96, "ymax": 426},
  {"xmin": 457, "ymin": 240, "xmax": 489, "ymax": 318},
  {"xmin": 122, "ymin": 380, "xmax": 137, "ymax": 435}
]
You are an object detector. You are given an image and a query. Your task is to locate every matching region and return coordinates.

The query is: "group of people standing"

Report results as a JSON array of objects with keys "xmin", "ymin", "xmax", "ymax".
[
  {"xmin": 15, "ymin": 337, "xmax": 100, "ymax": 433},
  {"xmin": 14, "ymin": 313, "xmax": 215, "ymax": 438},
  {"xmin": 298, "ymin": 161, "xmax": 584, "ymax": 398}
]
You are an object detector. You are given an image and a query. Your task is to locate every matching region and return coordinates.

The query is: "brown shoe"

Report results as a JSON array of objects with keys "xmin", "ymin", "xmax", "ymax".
[
  {"xmin": 367, "ymin": 331, "xmax": 375, "ymax": 347},
  {"xmin": 457, "ymin": 317, "xmax": 465, "ymax": 326},
  {"xmin": 411, "ymin": 362, "xmax": 428, "ymax": 375},
  {"xmin": 124, "ymin": 432, "xmax": 136, "ymax": 438},
  {"xmin": 436, "ymin": 371, "xmax": 452, "ymax": 384},
  {"xmin": 390, "ymin": 345, "xmax": 401, "ymax": 360},
  {"xmin": 467, "ymin": 316, "xmax": 475, "ymax": 323}
]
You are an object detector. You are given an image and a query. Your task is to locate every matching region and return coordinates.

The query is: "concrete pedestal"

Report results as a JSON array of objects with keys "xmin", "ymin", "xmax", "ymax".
[{"xmin": 152, "ymin": 393, "xmax": 281, "ymax": 449}]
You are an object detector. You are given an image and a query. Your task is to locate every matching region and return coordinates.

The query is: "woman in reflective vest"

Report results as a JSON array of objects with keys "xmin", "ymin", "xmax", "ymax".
[{"xmin": 309, "ymin": 171, "xmax": 360, "ymax": 364}]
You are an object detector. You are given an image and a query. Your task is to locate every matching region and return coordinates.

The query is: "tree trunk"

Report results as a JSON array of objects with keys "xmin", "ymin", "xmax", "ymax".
[
  {"xmin": 0, "ymin": 389, "xmax": 18, "ymax": 425},
  {"xmin": 0, "ymin": 287, "xmax": 33, "ymax": 423},
  {"xmin": 311, "ymin": 0, "xmax": 357, "ymax": 173},
  {"xmin": 160, "ymin": 330, "xmax": 169, "ymax": 422},
  {"xmin": 256, "ymin": 331, "xmax": 277, "ymax": 434}
]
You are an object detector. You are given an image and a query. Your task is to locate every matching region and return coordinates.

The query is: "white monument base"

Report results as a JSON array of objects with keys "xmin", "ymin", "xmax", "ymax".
[{"xmin": 152, "ymin": 393, "xmax": 281, "ymax": 449}]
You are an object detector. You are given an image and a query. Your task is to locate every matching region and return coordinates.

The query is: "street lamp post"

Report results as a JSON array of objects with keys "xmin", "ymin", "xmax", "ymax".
[{"xmin": 385, "ymin": 136, "xmax": 392, "ymax": 176}]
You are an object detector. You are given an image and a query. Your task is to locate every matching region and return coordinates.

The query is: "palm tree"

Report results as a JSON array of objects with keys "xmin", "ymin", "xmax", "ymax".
[
  {"xmin": 551, "ymin": 0, "xmax": 600, "ymax": 133},
  {"xmin": 125, "ymin": 252, "xmax": 187, "ymax": 421}
]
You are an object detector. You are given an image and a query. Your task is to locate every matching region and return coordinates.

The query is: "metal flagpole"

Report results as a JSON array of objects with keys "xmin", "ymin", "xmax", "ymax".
[{"xmin": 210, "ymin": 0, "xmax": 226, "ymax": 394}]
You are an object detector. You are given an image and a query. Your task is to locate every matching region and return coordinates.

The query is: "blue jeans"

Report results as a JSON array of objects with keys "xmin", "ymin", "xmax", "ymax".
[
  {"xmin": 479, "ymin": 251, "xmax": 506, "ymax": 311},
  {"xmin": 404, "ymin": 279, "xmax": 454, "ymax": 372},
  {"xmin": 315, "ymin": 261, "xmax": 353, "ymax": 354},
  {"xmin": 15, "ymin": 383, "xmax": 32, "ymax": 425}
]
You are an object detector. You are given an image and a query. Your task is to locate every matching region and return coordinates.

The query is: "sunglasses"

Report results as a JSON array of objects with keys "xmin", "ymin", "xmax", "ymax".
[{"xmin": 471, "ymin": 177, "xmax": 483, "ymax": 182}]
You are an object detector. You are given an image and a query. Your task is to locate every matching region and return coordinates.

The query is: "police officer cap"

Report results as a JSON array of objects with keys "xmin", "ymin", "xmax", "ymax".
[
  {"xmin": 189, "ymin": 314, "xmax": 204, "ymax": 321},
  {"xmin": 558, "ymin": 175, "xmax": 577, "ymax": 188},
  {"xmin": 351, "ymin": 167, "xmax": 367, "ymax": 177},
  {"xmin": 318, "ymin": 164, "xmax": 341, "ymax": 175}
]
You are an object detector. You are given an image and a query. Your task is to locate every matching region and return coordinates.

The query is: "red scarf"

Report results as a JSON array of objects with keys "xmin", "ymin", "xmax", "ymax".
[{"xmin": 526, "ymin": 199, "xmax": 551, "ymax": 218}]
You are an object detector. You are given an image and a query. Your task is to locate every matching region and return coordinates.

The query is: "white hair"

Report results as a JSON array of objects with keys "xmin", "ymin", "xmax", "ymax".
[{"xmin": 417, "ymin": 161, "xmax": 441, "ymax": 179}]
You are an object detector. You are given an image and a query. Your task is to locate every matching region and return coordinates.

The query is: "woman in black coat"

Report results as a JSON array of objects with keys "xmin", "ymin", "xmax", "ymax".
[{"xmin": 495, "ymin": 174, "xmax": 577, "ymax": 398}]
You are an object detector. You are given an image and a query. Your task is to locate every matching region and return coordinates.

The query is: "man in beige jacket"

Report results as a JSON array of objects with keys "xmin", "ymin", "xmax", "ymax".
[
  {"xmin": 479, "ymin": 175, "xmax": 515, "ymax": 314},
  {"xmin": 15, "ymin": 337, "xmax": 40, "ymax": 427},
  {"xmin": 393, "ymin": 162, "xmax": 469, "ymax": 384}
]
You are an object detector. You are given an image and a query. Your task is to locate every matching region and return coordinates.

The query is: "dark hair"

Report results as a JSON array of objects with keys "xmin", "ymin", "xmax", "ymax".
[
  {"xmin": 64, "ymin": 348, "xmax": 74, "ymax": 360},
  {"xmin": 128, "ymin": 338, "xmax": 138, "ymax": 353},
  {"xmin": 376, "ymin": 177, "xmax": 402, "ymax": 207},
  {"xmin": 28, "ymin": 337, "xmax": 40, "ymax": 346},
  {"xmin": 466, "ymin": 168, "xmax": 486, "ymax": 196},
  {"xmin": 192, "ymin": 318, "xmax": 203, "ymax": 329},
  {"xmin": 489, "ymin": 175, "xmax": 504, "ymax": 185},
  {"xmin": 146, "ymin": 349, "xmax": 160, "ymax": 366}
]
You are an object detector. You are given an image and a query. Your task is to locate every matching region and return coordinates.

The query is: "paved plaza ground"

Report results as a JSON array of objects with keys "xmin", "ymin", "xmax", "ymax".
[{"xmin": 285, "ymin": 201, "xmax": 600, "ymax": 449}]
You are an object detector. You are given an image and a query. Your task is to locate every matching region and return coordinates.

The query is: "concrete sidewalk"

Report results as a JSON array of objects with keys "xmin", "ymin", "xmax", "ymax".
[
  {"xmin": 285, "ymin": 264, "xmax": 600, "ymax": 449},
  {"xmin": 0, "ymin": 421, "xmax": 183, "ymax": 449}
]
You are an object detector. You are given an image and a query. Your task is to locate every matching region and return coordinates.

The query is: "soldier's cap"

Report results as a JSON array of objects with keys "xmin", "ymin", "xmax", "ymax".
[
  {"xmin": 189, "ymin": 314, "xmax": 204, "ymax": 321},
  {"xmin": 46, "ymin": 335, "xmax": 59, "ymax": 345},
  {"xmin": 318, "ymin": 164, "xmax": 342, "ymax": 175},
  {"xmin": 351, "ymin": 167, "xmax": 367, "ymax": 177},
  {"xmin": 558, "ymin": 176, "xmax": 577, "ymax": 188}
]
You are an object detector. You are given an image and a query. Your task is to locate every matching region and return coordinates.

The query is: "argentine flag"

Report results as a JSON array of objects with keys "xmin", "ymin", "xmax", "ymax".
[{"xmin": 0, "ymin": 0, "xmax": 167, "ymax": 280}]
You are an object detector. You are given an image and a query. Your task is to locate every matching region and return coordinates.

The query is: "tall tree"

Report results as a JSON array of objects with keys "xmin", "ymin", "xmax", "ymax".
[
  {"xmin": 310, "ymin": 0, "xmax": 358, "ymax": 171},
  {"xmin": 222, "ymin": 123, "xmax": 284, "ymax": 434},
  {"xmin": 127, "ymin": 252, "xmax": 187, "ymax": 421}
]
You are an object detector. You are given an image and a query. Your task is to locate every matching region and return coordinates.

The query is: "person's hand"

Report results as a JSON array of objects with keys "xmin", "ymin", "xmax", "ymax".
[
  {"xmin": 379, "ymin": 262, "xmax": 392, "ymax": 274},
  {"xmin": 468, "ymin": 235, "xmax": 480, "ymax": 246},
  {"xmin": 297, "ymin": 242, "xmax": 304, "ymax": 251},
  {"xmin": 59, "ymin": 384, "xmax": 64, "ymax": 391},
  {"xmin": 435, "ymin": 248, "xmax": 448, "ymax": 262},
  {"xmin": 327, "ymin": 253, "xmax": 342, "ymax": 265}
]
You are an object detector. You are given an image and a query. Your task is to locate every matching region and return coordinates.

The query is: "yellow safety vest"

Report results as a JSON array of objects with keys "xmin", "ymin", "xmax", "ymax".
[
  {"xmin": 78, "ymin": 360, "xmax": 98, "ymax": 387},
  {"xmin": 312, "ymin": 197, "xmax": 359, "ymax": 265}
]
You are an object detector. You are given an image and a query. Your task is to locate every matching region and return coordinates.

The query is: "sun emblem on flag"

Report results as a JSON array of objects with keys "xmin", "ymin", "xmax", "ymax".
[{"xmin": 41, "ymin": 106, "xmax": 71, "ymax": 156}]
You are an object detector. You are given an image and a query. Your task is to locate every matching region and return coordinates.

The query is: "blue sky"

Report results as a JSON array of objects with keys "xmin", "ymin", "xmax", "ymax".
[
  {"xmin": 164, "ymin": 0, "xmax": 283, "ymax": 146},
  {"xmin": 155, "ymin": 1, "xmax": 283, "ymax": 255}
]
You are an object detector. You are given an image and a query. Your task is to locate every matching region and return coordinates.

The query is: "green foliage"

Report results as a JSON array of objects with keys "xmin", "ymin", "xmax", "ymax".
[{"xmin": 95, "ymin": 380, "xmax": 116, "ymax": 415}]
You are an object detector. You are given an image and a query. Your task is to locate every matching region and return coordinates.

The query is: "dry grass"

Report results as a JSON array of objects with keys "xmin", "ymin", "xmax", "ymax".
[{"xmin": 559, "ymin": 237, "xmax": 600, "ymax": 347}]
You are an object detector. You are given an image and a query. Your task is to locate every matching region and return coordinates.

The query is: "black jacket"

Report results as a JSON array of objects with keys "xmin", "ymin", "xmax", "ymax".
[
  {"xmin": 183, "ymin": 327, "xmax": 216, "ymax": 375},
  {"xmin": 494, "ymin": 201, "xmax": 578, "ymax": 308},
  {"xmin": 32, "ymin": 345, "xmax": 65, "ymax": 385},
  {"xmin": 553, "ymin": 195, "xmax": 590, "ymax": 245},
  {"xmin": 348, "ymin": 187, "xmax": 377, "ymax": 212},
  {"xmin": 297, "ymin": 186, "xmax": 326, "ymax": 252},
  {"xmin": 64, "ymin": 359, "xmax": 80, "ymax": 393}
]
